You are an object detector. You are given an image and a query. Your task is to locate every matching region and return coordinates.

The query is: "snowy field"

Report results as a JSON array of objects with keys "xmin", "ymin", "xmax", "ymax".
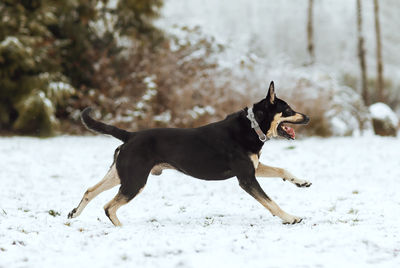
[{"xmin": 0, "ymin": 135, "xmax": 399, "ymax": 268}]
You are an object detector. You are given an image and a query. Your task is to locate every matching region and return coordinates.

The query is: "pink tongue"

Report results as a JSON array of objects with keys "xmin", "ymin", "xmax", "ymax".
[{"xmin": 283, "ymin": 126, "xmax": 296, "ymax": 139}]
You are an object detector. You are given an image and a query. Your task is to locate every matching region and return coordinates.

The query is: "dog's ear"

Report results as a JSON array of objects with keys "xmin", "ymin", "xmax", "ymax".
[{"xmin": 266, "ymin": 81, "xmax": 275, "ymax": 104}]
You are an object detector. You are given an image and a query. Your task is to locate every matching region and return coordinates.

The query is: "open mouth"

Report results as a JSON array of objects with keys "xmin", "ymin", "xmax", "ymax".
[
  {"xmin": 276, "ymin": 114, "xmax": 310, "ymax": 140},
  {"xmin": 278, "ymin": 123, "xmax": 296, "ymax": 140}
]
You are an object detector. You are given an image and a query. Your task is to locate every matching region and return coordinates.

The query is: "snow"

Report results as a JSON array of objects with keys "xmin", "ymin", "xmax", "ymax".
[
  {"xmin": 154, "ymin": 111, "xmax": 172, "ymax": 123},
  {"xmin": 1, "ymin": 135, "xmax": 399, "ymax": 267},
  {"xmin": 369, "ymin": 102, "xmax": 399, "ymax": 126},
  {"xmin": 188, "ymin": 106, "xmax": 216, "ymax": 119},
  {"xmin": 0, "ymin": 36, "xmax": 23, "ymax": 48},
  {"xmin": 48, "ymin": 82, "xmax": 75, "ymax": 95}
]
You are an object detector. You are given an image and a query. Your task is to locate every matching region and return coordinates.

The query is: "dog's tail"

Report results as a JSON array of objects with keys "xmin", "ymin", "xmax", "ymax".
[{"xmin": 81, "ymin": 107, "xmax": 131, "ymax": 143}]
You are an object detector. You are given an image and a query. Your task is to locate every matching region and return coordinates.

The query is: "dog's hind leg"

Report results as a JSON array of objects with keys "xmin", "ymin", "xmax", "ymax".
[
  {"xmin": 103, "ymin": 190, "xmax": 129, "ymax": 227},
  {"xmin": 104, "ymin": 160, "xmax": 150, "ymax": 226},
  {"xmin": 68, "ymin": 164, "xmax": 120, "ymax": 219},
  {"xmin": 256, "ymin": 162, "xmax": 312, "ymax": 188},
  {"xmin": 103, "ymin": 182, "xmax": 147, "ymax": 226}
]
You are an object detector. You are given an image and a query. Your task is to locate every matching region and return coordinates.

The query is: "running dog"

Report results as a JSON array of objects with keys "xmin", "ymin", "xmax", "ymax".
[{"xmin": 68, "ymin": 81, "xmax": 311, "ymax": 226}]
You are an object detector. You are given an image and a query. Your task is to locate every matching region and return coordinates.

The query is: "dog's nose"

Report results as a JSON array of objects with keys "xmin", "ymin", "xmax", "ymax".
[{"xmin": 303, "ymin": 115, "xmax": 310, "ymax": 124}]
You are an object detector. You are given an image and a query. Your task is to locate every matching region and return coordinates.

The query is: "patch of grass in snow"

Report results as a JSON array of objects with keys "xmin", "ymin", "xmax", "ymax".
[
  {"xmin": 203, "ymin": 216, "xmax": 214, "ymax": 226},
  {"xmin": 143, "ymin": 252, "xmax": 153, "ymax": 258},
  {"xmin": 18, "ymin": 207, "xmax": 30, "ymax": 213},
  {"xmin": 352, "ymin": 190, "xmax": 359, "ymax": 194},
  {"xmin": 166, "ymin": 249, "xmax": 183, "ymax": 256},
  {"xmin": 48, "ymin": 210, "xmax": 61, "ymax": 217},
  {"xmin": 285, "ymin": 145, "xmax": 296, "ymax": 150},
  {"xmin": 328, "ymin": 205, "xmax": 336, "ymax": 212},
  {"xmin": 336, "ymin": 217, "xmax": 360, "ymax": 225},
  {"xmin": 348, "ymin": 208, "xmax": 359, "ymax": 214},
  {"xmin": 12, "ymin": 240, "xmax": 26, "ymax": 246},
  {"xmin": 1, "ymin": 208, "xmax": 6, "ymax": 215},
  {"xmin": 179, "ymin": 206, "xmax": 186, "ymax": 213},
  {"xmin": 18, "ymin": 228, "xmax": 39, "ymax": 235},
  {"xmin": 0, "ymin": 247, "xmax": 6, "ymax": 252}
]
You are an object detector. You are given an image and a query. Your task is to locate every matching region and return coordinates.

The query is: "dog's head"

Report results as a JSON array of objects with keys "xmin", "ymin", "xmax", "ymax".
[{"xmin": 252, "ymin": 81, "xmax": 309, "ymax": 140}]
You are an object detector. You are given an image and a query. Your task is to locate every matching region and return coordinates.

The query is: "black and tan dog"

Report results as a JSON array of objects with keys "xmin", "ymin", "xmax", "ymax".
[{"xmin": 68, "ymin": 81, "xmax": 311, "ymax": 226}]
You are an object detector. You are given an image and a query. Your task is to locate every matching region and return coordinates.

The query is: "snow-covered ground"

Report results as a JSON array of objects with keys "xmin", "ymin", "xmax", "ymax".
[{"xmin": 0, "ymin": 135, "xmax": 399, "ymax": 267}]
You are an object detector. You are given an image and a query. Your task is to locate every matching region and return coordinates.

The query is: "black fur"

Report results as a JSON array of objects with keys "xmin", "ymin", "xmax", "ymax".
[{"xmin": 81, "ymin": 107, "xmax": 131, "ymax": 142}]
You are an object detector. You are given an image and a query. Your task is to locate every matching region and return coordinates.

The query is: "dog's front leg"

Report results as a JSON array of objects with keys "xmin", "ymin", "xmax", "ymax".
[
  {"xmin": 256, "ymin": 163, "xmax": 311, "ymax": 188},
  {"xmin": 238, "ymin": 176, "xmax": 302, "ymax": 224}
]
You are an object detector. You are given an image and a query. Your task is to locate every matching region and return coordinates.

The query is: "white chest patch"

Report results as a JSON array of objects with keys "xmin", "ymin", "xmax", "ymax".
[{"xmin": 250, "ymin": 154, "xmax": 259, "ymax": 169}]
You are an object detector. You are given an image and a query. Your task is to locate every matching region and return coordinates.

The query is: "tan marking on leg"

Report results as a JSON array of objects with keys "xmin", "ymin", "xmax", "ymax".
[
  {"xmin": 252, "ymin": 191, "xmax": 302, "ymax": 224},
  {"xmin": 104, "ymin": 192, "xmax": 128, "ymax": 227},
  {"xmin": 69, "ymin": 164, "xmax": 120, "ymax": 218},
  {"xmin": 255, "ymin": 162, "xmax": 311, "ymax": 187},
  {"xmin": 256, "ymin": 162, "xmax": 285, "ymax": 177},
  {"xmin": 150, "ymin": 163, "xmax": 175, "ymax": 175},
  {"xmin": 249, "ymin": 154, "xmax": 259, "ymax": 169},
  {"xmin": 104, "ymin": 184, "xmax": 146, "ymax": 226}
]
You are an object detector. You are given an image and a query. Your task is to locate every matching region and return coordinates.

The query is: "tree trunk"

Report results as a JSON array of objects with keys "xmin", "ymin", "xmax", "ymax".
[
  {"xmin": 373, "ymin": 0, "xmax": 384, "ymax": 102},
  {"xmin": 356, "ymin": 0, "xmax": 368, "ymax": 105},
  {"xmin": 307, "ymin": 0, "xmax": 315, "ymax": 64}
]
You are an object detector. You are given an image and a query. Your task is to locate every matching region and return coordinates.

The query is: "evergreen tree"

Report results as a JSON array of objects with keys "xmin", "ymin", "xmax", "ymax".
[
  {"xmin": 0, "ymin": 0, "xmax": 163, "ymax": 135},
  {"xmin": 0, "ymin": 0, "xmax": 74, "ymax": 135}
]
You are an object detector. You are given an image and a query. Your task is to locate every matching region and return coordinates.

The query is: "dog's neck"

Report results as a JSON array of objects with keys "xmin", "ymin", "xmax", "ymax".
[
  {"xmin": 224, "ymin": 108, "xmax": 267, "ymax": 155},
  {"xmin": 246, "ymin": 107, "xmax": 269, "ymax": 143}
]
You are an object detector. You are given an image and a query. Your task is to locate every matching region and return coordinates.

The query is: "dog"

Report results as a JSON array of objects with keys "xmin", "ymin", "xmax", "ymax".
[{"xmin": 68, "ymin": 81, "xmax": 311, "ymax": 226}]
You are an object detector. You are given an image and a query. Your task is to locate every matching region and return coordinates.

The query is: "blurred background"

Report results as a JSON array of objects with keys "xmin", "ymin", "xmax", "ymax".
[{"xmin": 0, "ymin": 0, "xmax": 399, "ymax": 137}]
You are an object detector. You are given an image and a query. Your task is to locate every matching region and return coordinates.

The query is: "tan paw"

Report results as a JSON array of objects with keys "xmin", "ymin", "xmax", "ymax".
[
  {"xmin": 282, "ymin": 215, "xmax": 303, "ymax": 224},
  {"xmin": 285, "ymin": 177, "xmax": 312, "ymax": 188},
  {"xmin": 294, "ymin": 180, "xmax": 312, "ymax": 188}
]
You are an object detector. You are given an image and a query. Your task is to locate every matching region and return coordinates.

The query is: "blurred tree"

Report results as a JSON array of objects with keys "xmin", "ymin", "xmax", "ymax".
[
  {"xmin": 373, "ymin": 0, "xmax": 384, "ymax": 102},
  {"xmin": 306, "ymin": 0, "xmax": 315, "ymax": 64},
  {"xmin": 356, "ymin": 0, "xmax": 368, "ymax": 105},
  {"xmin": 114, "ymin": 0, "xmax": 163, "ymax": 40},
  {"xmin": 49, "ymin": 0, "xmax": 164, "ymax": 105}
]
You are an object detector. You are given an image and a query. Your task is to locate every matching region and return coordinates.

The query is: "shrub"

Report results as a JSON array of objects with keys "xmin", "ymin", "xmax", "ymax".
[{"xmin": 71, "ymin": 26, "xmax": 249, "ymax": 132}]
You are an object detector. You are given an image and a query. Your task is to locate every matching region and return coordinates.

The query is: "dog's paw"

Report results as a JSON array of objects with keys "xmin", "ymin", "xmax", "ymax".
[
  {"xmin": 67, "ymin": 208, "xmax": 77, "ymax": 219},
  {"xmin": 294, "ymin": 180, "xmax": 312, "ymax": 188},
  {"xmin": 282, "ymin": 216, "xmax": 303, "ymax": 225},
  {"xmin": 285, "ymin": 177, "xmax": 312, "ymax": 188}
]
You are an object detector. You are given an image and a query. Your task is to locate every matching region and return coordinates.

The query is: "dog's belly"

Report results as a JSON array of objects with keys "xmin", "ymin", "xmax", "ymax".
[
  {"xmin": 179, "ymin": 164, "xmax": 235, "ymax": 181},
  {"xmin": 160, "ymin": 158, "xmax": 235, "ymax": 181}
]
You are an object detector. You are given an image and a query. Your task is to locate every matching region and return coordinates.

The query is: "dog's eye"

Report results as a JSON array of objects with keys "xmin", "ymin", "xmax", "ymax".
[{"xmin": 283, "ymin": 108, "xmax": 292, "ymax": 116}]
